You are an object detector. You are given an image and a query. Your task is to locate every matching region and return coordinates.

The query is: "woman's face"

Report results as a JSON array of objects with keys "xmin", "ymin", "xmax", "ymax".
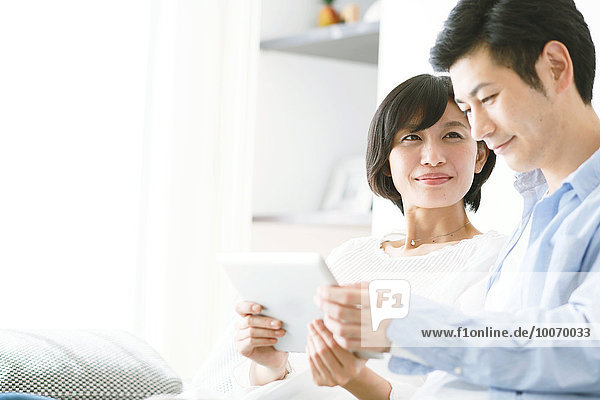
[{"xmin": 388, "ymin": 101, "xmax": 487, "ymax": 211}]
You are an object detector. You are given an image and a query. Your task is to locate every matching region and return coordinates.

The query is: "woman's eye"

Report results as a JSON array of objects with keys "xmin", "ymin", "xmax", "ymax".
[
  {"xmin": 402, "ymin": 134, "xmax": 421, "ymax": 141},
  {"xmin": 462, "ymin": 109, "xmax": 471, "ymax": 118},
  {"xmin": 445, "ymin": 132, "xmax": 463, "ymax": 139}
]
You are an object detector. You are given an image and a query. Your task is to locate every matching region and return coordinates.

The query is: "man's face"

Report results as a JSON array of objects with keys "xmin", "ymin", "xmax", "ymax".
[{"xmin": 449, "ymin": 46, "xmax": 558, "ymax": 172}]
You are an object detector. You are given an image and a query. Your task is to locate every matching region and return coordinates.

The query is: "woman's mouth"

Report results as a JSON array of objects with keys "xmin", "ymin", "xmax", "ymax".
[{"xmin": 415, "ymin": 174, "xmax": 452, "ymax": 185}]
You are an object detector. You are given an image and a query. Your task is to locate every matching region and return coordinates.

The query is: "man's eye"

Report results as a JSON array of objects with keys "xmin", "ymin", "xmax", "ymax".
[{"xmin": 481, "ymin": 94, "xmax": 496, "ymax": 103}]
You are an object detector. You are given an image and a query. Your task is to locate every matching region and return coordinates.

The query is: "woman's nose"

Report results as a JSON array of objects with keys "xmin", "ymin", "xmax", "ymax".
[
  {"xmin": 470, "ymin": 108, "xmax": 495, "ymax": 141},
  {"xmin": 421, "ymin": 142, "xmax": 446, "ymax": 166}
]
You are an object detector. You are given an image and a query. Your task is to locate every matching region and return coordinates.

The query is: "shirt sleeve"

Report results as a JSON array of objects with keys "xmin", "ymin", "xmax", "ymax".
[{"xmin": 385, "ymin": 266, "xmax": 600, "ymax": 393}]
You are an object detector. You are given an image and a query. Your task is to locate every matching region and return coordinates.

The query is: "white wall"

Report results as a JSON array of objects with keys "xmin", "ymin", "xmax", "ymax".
[
  {"xmin": 0, "ymin": 1, "xmax": 150, "ymax": 329},
  {"xmin": 253, "ymin": 53, "xmax": 377, "ymax": 214},
  {"xmin": 253, "ymin": 0, "xmax": 379, "ymax": 216},
  {"xmin": 136, "ymin": 0, "xmax": 261, "ymax": 380},
  {"xmin": 374, "ymin": 0, "xmax": 600, "ymax": 236}
]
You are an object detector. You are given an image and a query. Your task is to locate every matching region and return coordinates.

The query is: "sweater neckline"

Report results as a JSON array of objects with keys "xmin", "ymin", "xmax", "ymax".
[{"xmin": 376, "ymin": 231, "xmax": 495, "ymax": 261}]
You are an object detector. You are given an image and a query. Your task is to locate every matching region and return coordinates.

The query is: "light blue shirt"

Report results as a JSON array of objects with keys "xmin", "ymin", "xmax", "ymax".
[{"xmin": 386, "ymin": 149, "xmax": 600, "ymax": 398}]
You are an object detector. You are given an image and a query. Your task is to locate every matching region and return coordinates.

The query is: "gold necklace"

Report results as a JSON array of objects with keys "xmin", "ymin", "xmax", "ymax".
[{"xmin": 409, "ymin": 221, "xmax": 471, "ymax": 246}]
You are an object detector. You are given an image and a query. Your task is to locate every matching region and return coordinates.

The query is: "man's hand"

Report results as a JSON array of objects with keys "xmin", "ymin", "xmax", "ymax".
[{"xmin": 314, "ymin": 282, "xmax": 392, "ymax": 353}]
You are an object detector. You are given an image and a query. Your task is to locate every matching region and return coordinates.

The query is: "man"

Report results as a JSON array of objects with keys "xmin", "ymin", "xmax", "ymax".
[{"xmin": 316, "ymin": 0, "xmax": 600, "ymax": 398}]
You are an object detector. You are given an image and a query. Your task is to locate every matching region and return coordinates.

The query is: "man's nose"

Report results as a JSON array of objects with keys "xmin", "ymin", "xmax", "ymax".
[{"xmin": 470, "ymin": 108, "xmax": 495, "ymax": 141}]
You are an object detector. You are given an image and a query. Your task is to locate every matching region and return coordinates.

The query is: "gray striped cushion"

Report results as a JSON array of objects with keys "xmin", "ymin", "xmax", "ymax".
[{"xmin": 0, "ymin": 330, "xmax": 182, "ymax": 400}]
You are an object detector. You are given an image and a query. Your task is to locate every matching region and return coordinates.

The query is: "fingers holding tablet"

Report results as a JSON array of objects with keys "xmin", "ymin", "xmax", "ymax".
[
  {"xmin": 235, "ymin": 300, "xmax": 264, "ymax": 315},
  {"xmin": 234, "ymin": 300, "xmax": 289, "ymax": 368},
  {"xmin": 316, "ymin": 284, "xmax": 368, "ymax": 308},
  {"xmin": 316, "ymin": 298, "xmax": 363, "ymax": 323},
  {"xmin": 235, "ymin": 301, "xmax": 285, "ymax": 330},
  {"xmin": 235, "ymin": 323, "xmax": 286, "ymax": 341}
]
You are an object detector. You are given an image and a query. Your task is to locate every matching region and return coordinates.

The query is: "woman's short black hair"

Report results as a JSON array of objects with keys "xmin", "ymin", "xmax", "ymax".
[
  {"xmin": 366, "ymin": 74, "xmax": 496, "ymax": 213},
  {"xmin": 430, "ymin": 0, "xmax": 595, "ymax": 104}
]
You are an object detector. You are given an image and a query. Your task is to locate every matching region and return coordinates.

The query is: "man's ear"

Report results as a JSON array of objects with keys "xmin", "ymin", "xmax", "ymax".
[
  {"xmin": 538, "ymin": 40, "xmax": 573, "ymax": 94},
  {"xmin": 475, "ymin": 142, "xmax": 489, "ymax": 174}
]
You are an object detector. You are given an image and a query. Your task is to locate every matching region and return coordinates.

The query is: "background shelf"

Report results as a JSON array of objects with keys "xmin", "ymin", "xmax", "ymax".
[{"xmin": 260, "ymin": 21, "xmax": 379, "ymax": 64}]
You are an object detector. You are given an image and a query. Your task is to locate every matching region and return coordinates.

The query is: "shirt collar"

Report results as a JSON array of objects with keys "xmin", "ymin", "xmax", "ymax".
[
  {"xmin": 513, "ymin": 169, "xmax": 546, "ymax": 194},
  {"xmin": 512, "ymin": 148, "xmax": 600, "ymax": 201},
  {"xmin": 562, "ymin": 147, "xmax": 600, "ymax": 201}
]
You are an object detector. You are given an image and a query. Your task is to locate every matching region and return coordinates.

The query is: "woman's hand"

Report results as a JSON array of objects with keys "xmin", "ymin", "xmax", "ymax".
[
  {"xmin": 234, "ymin": 301, "xmax": 289, "ymax": 385},
  {"xmin": 306, "ymin": 319, "xmax": 367, "ymax": 388}
]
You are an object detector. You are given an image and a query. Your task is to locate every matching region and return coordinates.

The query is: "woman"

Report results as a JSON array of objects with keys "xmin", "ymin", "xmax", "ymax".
[
  {"xmin": 302, "ymin": 74, "xmax": 505, "ymax": 399},
  {"xmin": 197, "ymin": 74, "xmax": 505, "ymax": 399}
]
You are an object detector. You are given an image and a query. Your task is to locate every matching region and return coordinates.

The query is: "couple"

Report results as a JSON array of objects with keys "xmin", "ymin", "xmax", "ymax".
[
  {"xmin": 200, "ymin": 0, "xmax": 600, "ymax": 398},
  {"xmin": 314, "ymin": 0, "xmax": 600, "ymax": 399},
  {"xmin": 225, "ymin": 74, "xmax": 504, "ymax": 399}
]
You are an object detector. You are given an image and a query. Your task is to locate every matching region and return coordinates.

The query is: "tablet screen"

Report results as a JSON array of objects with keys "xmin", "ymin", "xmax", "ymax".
[{"xmin": 219, "ymin": 252, "xmax": 338, "ymax": 353}]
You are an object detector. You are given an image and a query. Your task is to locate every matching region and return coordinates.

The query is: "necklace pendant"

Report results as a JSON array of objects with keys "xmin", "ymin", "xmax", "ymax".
[{"xmin": 410, "ymin": 239, "xmax": 416, "ymax": 246}]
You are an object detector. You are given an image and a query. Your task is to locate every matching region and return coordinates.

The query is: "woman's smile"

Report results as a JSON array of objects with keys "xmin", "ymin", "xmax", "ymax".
[{"xmin": 415, "ymin": 173, "xmax": 453, "ymax": 185}]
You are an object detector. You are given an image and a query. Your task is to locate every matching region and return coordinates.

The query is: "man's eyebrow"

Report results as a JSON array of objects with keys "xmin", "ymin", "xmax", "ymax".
[{"xmin": 455, "ymin": 82, "xmax": 493, "ymax": 104}]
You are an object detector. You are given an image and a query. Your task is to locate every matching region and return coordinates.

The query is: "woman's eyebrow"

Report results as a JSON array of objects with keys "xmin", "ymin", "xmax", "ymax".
[
  {"xmin": 443, "ymin": 121, "xmax": 468, "ymax": 129},
  {"xmin": 403, "ymin": 124, "xmax": 420, "ymax": 132}
]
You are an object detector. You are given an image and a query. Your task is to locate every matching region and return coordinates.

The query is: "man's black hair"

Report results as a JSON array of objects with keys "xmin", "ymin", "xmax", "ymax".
[{"xmin": 430, "ymin": 0, "xmax": 595, "ymax": 103}]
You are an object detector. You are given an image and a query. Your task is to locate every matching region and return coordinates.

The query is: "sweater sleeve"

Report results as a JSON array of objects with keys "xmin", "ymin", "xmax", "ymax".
[
  {"xmin": 191, "ymin": 312, "xmax": 245, "ymax": 396},
  {"xmin": 191, "ymin": 308, "xmax": 309, "ymax": 398},
  {"xmin": 388, "ymin": 373, "xmax": 425, "ymax": 400}
]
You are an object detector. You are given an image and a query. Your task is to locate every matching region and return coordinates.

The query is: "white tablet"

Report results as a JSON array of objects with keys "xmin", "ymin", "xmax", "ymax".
[{"xmin": 218, "ymin": 252, "xmax": 338, "ymax": 353}]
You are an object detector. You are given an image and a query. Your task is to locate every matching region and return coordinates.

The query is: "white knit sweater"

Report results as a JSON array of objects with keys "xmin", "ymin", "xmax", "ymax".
[{"xmin": 190, "ymin": 231, "xmax": 506, "ymax": 400}]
